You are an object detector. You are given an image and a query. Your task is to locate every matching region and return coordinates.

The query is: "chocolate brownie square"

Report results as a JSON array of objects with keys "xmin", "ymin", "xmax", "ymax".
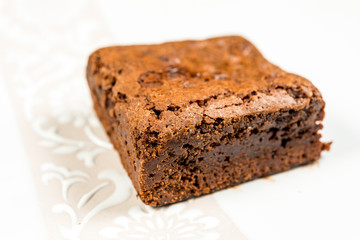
[{"xmin": 86, "ymin": 36, "xmax": 329, "ymax": 206}]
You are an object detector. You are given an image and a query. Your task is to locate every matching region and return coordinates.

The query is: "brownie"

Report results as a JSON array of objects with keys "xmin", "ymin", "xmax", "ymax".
[{"xmin": 86, "ymin": 36, "xmax": 330, "ymax": 206}]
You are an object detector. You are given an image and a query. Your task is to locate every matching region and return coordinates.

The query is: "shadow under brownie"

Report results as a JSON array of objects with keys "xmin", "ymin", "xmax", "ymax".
[{"xmin": 86, "ymin": 36, "xmax": 330, "ymax": 206}]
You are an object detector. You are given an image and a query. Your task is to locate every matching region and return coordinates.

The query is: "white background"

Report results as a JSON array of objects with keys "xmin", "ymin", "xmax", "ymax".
[{"xmin": 0, "ymin": 0, "xmax": 359, "ymax": 239}]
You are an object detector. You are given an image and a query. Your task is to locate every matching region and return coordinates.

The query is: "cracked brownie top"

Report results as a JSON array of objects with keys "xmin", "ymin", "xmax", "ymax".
[{"xmin": 87, "ymin": 36, "xmax": 323, "ymax": 145}]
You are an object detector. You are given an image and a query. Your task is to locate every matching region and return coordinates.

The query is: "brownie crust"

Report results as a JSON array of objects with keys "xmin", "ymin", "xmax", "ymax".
[{"xmin": 86, "ymin": 36, "xmax": 329, "ymax": 206}]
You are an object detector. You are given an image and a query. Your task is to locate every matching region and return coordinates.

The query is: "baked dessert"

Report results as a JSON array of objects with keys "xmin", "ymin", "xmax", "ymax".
[{"xmin": 86, "ymin": 36, "xmax": 329, "ymax": 206}]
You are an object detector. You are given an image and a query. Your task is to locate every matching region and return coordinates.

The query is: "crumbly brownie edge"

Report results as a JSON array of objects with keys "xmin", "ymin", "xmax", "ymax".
[
  {"xmin": 137, "ymin": 98, "xmax": 327, "ymax": 206},
  {"xmin": 86, "ymin": 66, "xmax": 143, "ymax": 194}
]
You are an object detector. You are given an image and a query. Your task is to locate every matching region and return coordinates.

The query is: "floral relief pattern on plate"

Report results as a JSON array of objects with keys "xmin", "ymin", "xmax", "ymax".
[{"xmin": 100, "ymin": 203, "xmax": 220, "ymax": 240}]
